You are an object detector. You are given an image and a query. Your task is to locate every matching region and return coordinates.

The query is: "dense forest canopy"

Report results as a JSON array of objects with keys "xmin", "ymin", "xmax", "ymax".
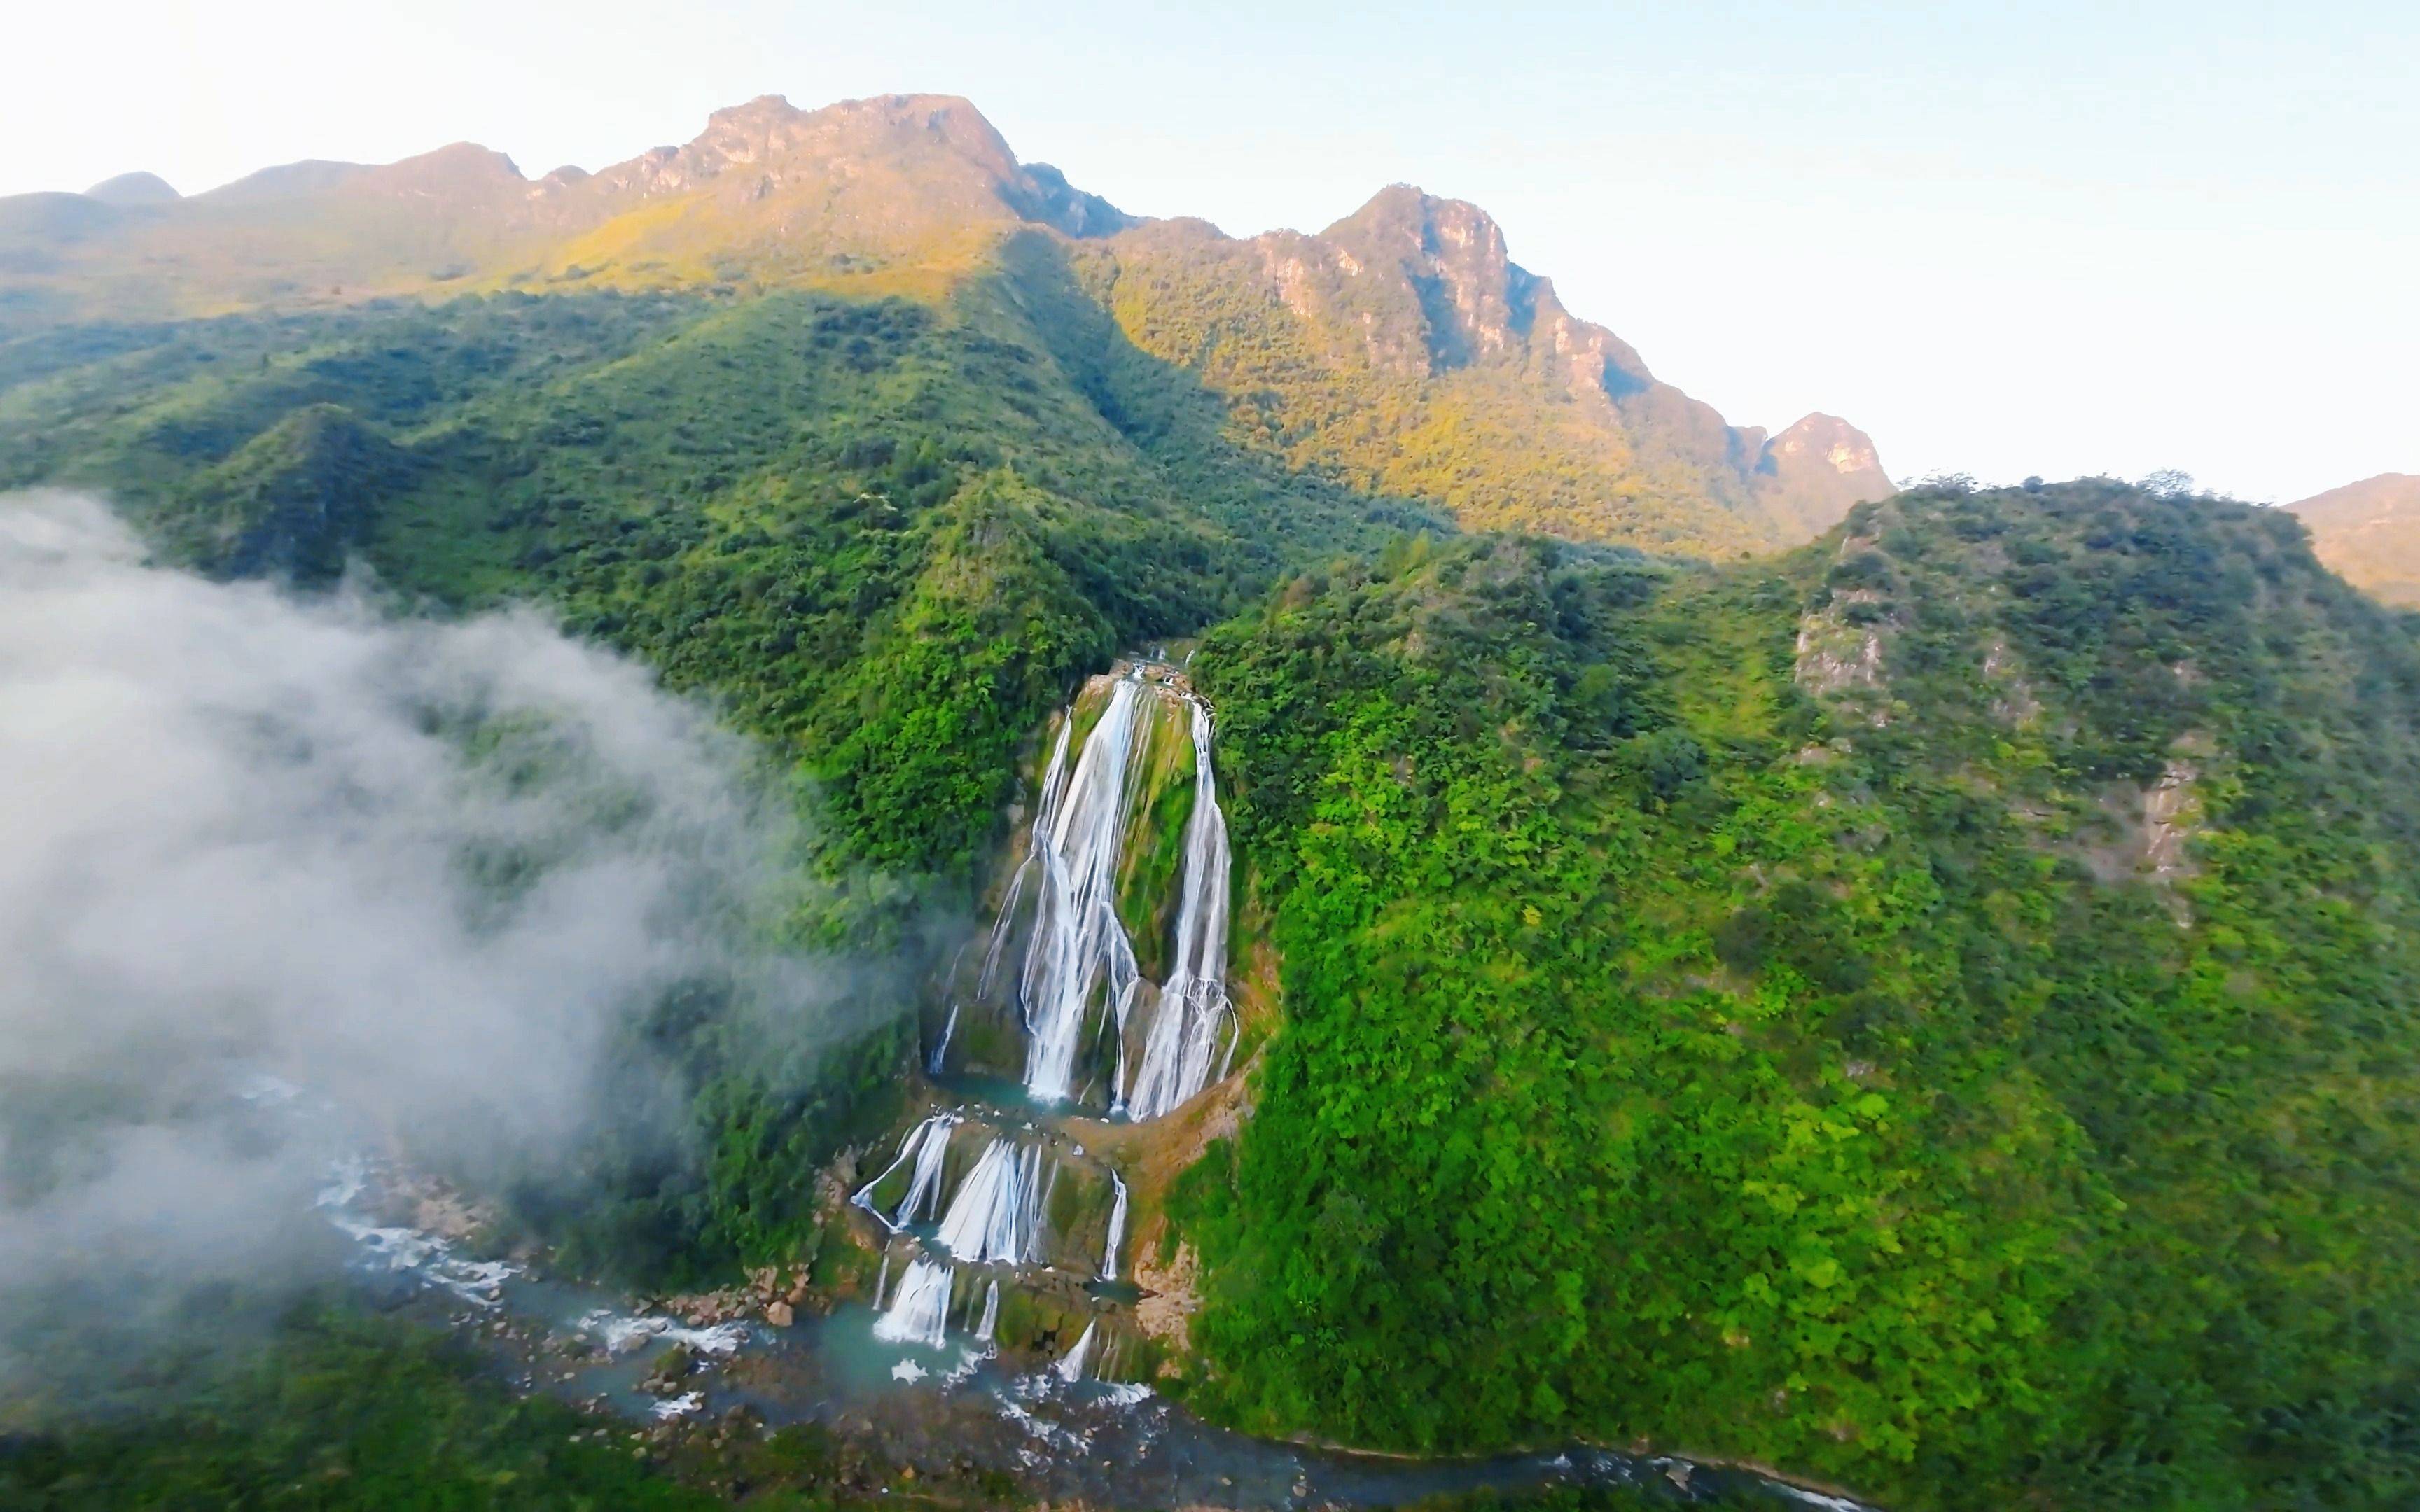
[
  {"xmin": 5, "ymin": 92, "xmax": 2420, "ymax": 1512},
  {"xmin": 1173, "ymin": 482, "xmax": 2420, "ymax": 1509}
]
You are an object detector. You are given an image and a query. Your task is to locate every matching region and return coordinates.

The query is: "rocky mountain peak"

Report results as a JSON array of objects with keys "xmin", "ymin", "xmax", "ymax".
[
  {"xmin": 1317, "ymin": 186, "xmax": 1534, "ymax": 372},
  {"xmin": 1765, "ymin": 413, "xmax": 1884, "ymax": 479},
  {"xmin": 1752, "ymin": 413, "xmax": 1893, "ymax": 540},
  {"xmin": 1309, "ymin": 183, "xmax": 1653, "ymax": 394},
  {"xmin": 563, "ymin": 91, "xmax": 1125, "ymax": 238}
]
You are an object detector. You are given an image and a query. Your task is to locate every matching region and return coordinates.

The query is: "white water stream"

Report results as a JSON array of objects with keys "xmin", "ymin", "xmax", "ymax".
[
  {"xmin": 1054, "ymin": 1319, "xmax": 1098, "ymax": 1383},
  {"xmin": 1015, "ymin": 677, "xmax": 1150, "ymax": 1103},
  {"xmin": 1122, "ymin": 696, "xmax": 1236, "ymax": 1120},
  {"xmin": 872, "ymin": 1256, "xmax": 956, "ymax": 1348},
  {"xmin": 973, "ymin": 667, "xmax": 1235, "ymax": 1117},
  {"xmin": 1101, "ymin": 1171, "xmax": 1129, "ymax": 1282},
  {"xmin": 933, "ymin": 1137, "xmax": 1045, "ymax": 1264},
  {"xmin": 852, "ymin": 1112, "xmax": 959, "ymax": 1231},
  {"xmin": 875, "ymin": 663, "xmax": 1235, "ymax": 1371}
]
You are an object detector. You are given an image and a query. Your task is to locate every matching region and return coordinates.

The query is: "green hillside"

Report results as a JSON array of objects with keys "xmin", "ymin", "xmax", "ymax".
[
  {"xmin": 6, "ymin": 90, "xmax": 2420, "ymax": 1512},
  {"xmin": 1067, "ymin": 190, "xmax": 1890, "ymax": 553},
  {"xmin": 1171, "ymin": 481, "xmax": 2420, "ymax": 1509},
  {"xmin": 2292, "ymin": 472, "xmax": 2420, "ymax": 608},
  {"xmin": 0, "ymin": 92, "xmax": 1886, "ymax": 557},
  {"xmin": 0, "ymin": 272, "xmax": 1431, "ymax": 879}
]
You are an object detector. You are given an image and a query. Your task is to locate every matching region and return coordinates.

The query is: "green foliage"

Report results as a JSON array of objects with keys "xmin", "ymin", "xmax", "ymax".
[
  {"xmin": 1175, "ymin": 484, "xmax": 2420, "ymax": 1510},
  {"xmin": 0, "ymin": 278, "xmax": 1415, "ymax": 880},
  {"xmin": 0, "ymin": 277, "xmax": 1423, "ymax": 1289},
  {"xmin": 14, "ymin": 267, "xmax": 2420, "ymax": 1512},
  {"xmin": 1064, "ymin": 216, "xmax": 1804, "ymax": 556},
  {"xmin": 2, "ymin": 1306, "xmax": 934, "ymax": 1499},
  {"xmin": 0, "ymin": 1305, "xmax": 857, "ymax": 1509}
]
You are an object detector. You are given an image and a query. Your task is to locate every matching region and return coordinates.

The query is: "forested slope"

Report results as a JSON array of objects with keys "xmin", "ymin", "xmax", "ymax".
[
  {"xmin": 8, "ymin": 94, "xmax": 2420, "ymax": 1511},
  {"xmin": 1174, "ymin": 481, "xmax": 2420, "ymax": 1510},
  {"xmin": 1, "ymin": 92, "xmax": 1886, "ymax": 556},
  {"xmin": 0, "ymin": 273, "xmax": 1430, "ymax": 878}
]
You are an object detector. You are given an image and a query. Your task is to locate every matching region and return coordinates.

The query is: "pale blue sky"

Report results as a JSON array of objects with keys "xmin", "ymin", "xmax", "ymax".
[{"xmin": 9, "ymin": 1, "xmax": 2414, "ymax": 500}]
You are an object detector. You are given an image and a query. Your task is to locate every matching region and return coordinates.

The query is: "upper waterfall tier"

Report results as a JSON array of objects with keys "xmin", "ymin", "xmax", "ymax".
[{"xmin": 949, "ymin": 664, "xmax": 1237, "ymax": 1118}]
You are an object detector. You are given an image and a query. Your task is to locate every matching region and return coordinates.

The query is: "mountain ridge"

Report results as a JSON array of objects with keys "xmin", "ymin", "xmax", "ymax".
[
  {"xmin": 2289, "ymin": 472, "xmax": 2420, "ymax": 606},
  {"xmin": 6, "ymin": 94, "xmax": 2420, "ymax": 1512},
  {"xmin": 1068, "ymin": 181, "xmax": 1886, "ymax": 547},
  {"xmin": 1, "ymin": 90, "xmax": 1885, "ymax": 552}
]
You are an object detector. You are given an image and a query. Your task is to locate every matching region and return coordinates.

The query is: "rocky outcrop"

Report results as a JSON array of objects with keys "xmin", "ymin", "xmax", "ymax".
[
  {"xmin": 1080, "ymin": 183, "xmax": 1888, "ymax": 552},
  {"xmin": 1132, "ymin": 1235, "xmax": 1202, "ymax": 1352},
  {"xmin": 1755, "ymin": 413, "xmax": 1894, "ymax": 540}
]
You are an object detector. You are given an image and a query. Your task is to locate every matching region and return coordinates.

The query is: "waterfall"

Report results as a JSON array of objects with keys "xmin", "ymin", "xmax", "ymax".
[
  {"xmin": 1122, "ymin": 696, "xmax": 1235, "ymax": 1120},
  {"xmin": 970, "ymin": 665, "xmax": 1236, "ymax": 1119},
  {"xmin": 1101, "ymin": 1171, "xmax": 1129, "ymax": 1282},
  {"xmin": 977, "ymin": 718, "xmax": 1071, "ymax": 1001},
  {"xmin": 872, "ymin": 1257, "xmax": 954, "ymax": 1349},
  {"xmin": 854, "ymin": 662, "xmax": 1242, "ymax": 1384},
  {"xmin": 1018, "ymin": 677, "xmax": 1149, "ymax": 1102},
  {"xmin": 851, "ymin": 1113, "xmax": 957, "ymax": 1231},
  {"xmin": 934, "ymin": 1137, "xmax": 1043, "ymax": 1264},
  {"xmin": 975, "ymin": 1278, "xmax": 1000, "ymax": 1345},
  {"xmin": 1053, "ymin": 1319, "xmax": 1098, "ymax": 1383},
  {"xmin": 927, "ymin": 1001, "xmax": 958, "ymax": 1074}
]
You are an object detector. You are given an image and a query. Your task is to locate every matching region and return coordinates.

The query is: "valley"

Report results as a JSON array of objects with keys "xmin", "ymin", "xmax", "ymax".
[{"xmin": 6, "ymin": 88, "xmax": 2420, "ymax": 1512}]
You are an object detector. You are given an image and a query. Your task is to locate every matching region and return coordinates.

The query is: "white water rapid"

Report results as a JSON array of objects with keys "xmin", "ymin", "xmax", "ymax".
[{"xmin": 873, "ymin": 1256, "xmax": 955, "ymax": 1348}]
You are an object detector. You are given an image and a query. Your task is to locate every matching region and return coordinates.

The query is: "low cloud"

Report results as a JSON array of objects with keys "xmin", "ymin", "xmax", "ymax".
[{"xmin": 0, "ymin": 491, "xmax": 882, "ymax": 1373}]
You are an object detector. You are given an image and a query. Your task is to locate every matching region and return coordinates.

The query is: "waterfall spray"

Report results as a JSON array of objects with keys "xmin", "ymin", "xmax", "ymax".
[{"xmin": 1054, "ymin": 1319, "xmax": 1098, "ymax": 1383}]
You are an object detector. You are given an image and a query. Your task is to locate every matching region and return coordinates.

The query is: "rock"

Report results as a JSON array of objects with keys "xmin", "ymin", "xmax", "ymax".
[
  {"xmin": 641, "ymin": 1344, "xmax": 696, "ymax": 1396},
  {"xmin": 765, "ymin": 1300, "xmax": 794, "ymax": 1327}
]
